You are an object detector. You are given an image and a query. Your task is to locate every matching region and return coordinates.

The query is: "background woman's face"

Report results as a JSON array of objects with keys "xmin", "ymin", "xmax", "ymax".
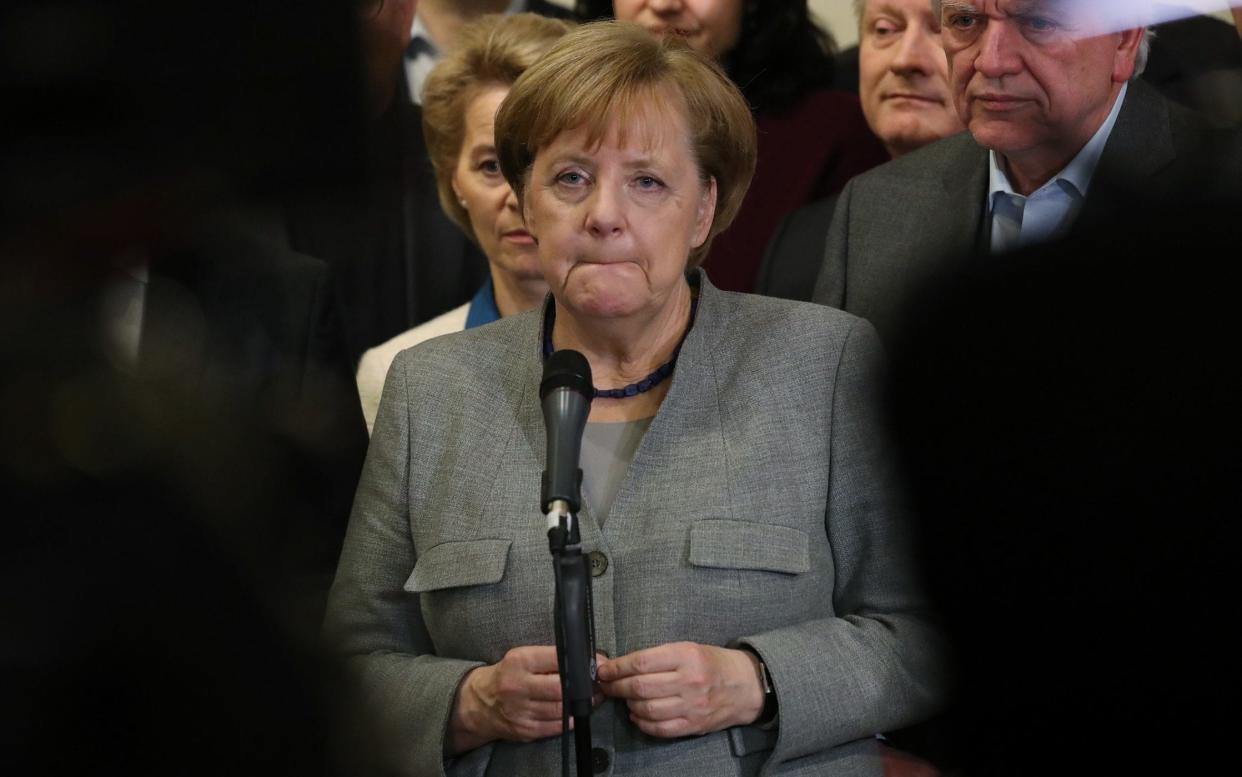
[
  {"xmin": 522, "ymin": 95, "xmax": 716, "ymax": 321},
  {"xmin": 612, "ymin": 0, "xmax": 745, "ymax": 61},
  {"xmin": 452, "ymin": 86, "xmax": 541, "ymax": 283}
]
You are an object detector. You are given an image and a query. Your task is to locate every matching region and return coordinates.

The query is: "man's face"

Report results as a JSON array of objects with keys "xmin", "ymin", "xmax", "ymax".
[
  {"xmin": 859, "ymin": 0, "xmax": 965, "ymax": 157},
  {"xmin": 940, "ymin": 1, "xmax": 1140, "ymax": 163}
]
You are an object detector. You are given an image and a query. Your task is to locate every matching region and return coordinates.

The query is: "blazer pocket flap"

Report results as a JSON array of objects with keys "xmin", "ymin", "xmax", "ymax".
[
  {"xmin": 728, "ymin": 724, "xmax": 778, "ymax": 757},
  {"xmin": 405, "ymin": 539, "xmax": 512, "ymax": 593},
  {"xmin": 688, "ymin": 520, "xmax": 809, "ymax": 575}
]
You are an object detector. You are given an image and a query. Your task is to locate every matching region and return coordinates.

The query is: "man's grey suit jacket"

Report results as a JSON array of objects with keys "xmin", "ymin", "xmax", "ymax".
[
  {"xmin": 324, "ymin": 274, "xmax": 945, "ymax": 776},
  {"xmin": 811, "ymin": 79, "xmax": 1213, "ymax": 343}
]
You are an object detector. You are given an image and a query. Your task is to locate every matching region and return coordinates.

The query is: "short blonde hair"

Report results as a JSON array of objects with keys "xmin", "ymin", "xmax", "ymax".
[
  {"xmin": 422, "ymin": 13, "xmax": 573, "ymax": 240},
  {"xmin": 495, "ymin": 21, "xmax": 757, "ymax": 267}
]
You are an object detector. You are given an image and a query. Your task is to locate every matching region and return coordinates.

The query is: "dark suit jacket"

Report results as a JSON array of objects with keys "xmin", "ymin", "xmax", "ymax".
[
  {"xmin": 811, "ymin": 79, "xmax": 1216, "ymax": 344},
  {"xmin": 142, "ymin": 219, "xmax": 369, "ymax": 627},
  {"xmin": 755, "ymin": 196, "xmax": 838, "ymax": 302}
]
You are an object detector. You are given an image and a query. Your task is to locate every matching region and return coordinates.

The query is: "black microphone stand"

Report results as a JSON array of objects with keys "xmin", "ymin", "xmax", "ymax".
[
  {"xmin": 540, "ymin": 349, "xmax": 597, "ymax": 777},
  {"xmin": 547, "ymin": 499, "xmax": 595, "ymax": 777}
]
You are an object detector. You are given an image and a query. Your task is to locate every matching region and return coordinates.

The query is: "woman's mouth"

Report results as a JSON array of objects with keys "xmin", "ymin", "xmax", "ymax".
[{"xmin": 502, "ymin": 229, "xmax": 535, "ymax": 245}]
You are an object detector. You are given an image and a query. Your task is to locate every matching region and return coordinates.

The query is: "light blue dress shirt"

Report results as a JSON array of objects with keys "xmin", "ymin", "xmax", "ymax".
[
  {"xmin": 403, "ymin": 0, "xmax": 527, "ymax": 104},
  {"xmin": 988, "ymin": 82, "xmax": 1129, "ymax": 254}
]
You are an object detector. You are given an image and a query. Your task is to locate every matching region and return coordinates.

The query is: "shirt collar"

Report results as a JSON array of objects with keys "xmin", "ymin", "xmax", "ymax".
[
  {"xmin": 989, "ymin": 81, "xmax": 1129, "ymax": 206},
  {"xmin": 407, "ymin": 0, "xmax": 528, "ymax": 58},
  {"xmin": 406, "ymin": 13, "xmax": 436, "ymax": 59},
  {"xmin": 464, "ymin": 276, "xmax": 502, "ymax": 330}
]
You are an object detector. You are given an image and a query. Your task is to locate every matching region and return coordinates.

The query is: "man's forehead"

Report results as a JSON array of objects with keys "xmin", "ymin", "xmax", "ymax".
[
  {"xmin": 939, "ymin": 0, "xmax": 1074, "ymax": 17},
  {"xmin": 868, "ymin": 0, "xmax": 935, "ymax": 17}
]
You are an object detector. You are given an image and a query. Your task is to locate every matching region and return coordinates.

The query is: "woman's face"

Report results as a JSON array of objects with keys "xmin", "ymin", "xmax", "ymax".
[
  {"xmin": 452, "ymin": 85, "xmax": 541, "ymax": 283},
  {"xmin": 523, "ymin": 95, "xmax": 717, "ymax": 322},
  {"xmin": 612, "ymin": 0, "xmax": 744, "ymax": 60}
]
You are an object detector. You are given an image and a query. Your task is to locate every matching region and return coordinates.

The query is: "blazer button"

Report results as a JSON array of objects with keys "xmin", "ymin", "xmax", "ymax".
[
  {"xmin": 591, "ymin": 747, "xmax": 610, "ymax": 773},
  {"xmin": 588, "ymin": 550, "xmax": 609, "ymax": 577}
]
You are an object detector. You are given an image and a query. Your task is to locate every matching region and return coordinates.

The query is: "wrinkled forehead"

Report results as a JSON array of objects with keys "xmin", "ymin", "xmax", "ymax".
[
  {"xmin": 939, "ymin": 0, "xmax": 1074, "ymax": 18},
  {"xmin": 939, "ymin": 0, "xmax": 1148, "ymax": 34}
]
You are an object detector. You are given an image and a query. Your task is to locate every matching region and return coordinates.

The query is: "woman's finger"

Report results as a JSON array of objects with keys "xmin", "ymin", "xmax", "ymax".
[
  {"xmin": 627, "ymin": 695, "xmax": 684, "ymax": 722},
  {"xmin": 600, "ymin": 670, "xmax": 682, "ymax": 700},
  {"xmin": 521, "ymin": 671, "xmax": 566, "ymax": 702},
  {"xmin": 630, "ymin": 713, "xmax": 692, "ymax": 739}
]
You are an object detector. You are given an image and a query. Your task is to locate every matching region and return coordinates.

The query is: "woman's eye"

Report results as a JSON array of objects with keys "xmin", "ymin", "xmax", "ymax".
[
  {"xmin": 556, "ymin": 170, "xmax": 587, "ymax": 186},
  {"xmin": 479, "ymin": 159, "xmax": 501, "ymax": 175},
  {"xmin": 635, "ymin": 175, "xmax": 664, "ymax": 191}
]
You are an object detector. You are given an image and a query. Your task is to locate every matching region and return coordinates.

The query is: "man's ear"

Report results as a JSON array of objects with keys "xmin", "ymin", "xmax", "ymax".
[
  {"xmin": 691, "ymin": 176, "xmax": 718, "ymax": 249},
  {"xmin": 1112, "ymin": 27, "xmax": 1145, "ymax": 83}
]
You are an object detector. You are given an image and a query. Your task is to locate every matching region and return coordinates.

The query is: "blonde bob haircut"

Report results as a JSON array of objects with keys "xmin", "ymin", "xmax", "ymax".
[
  {"xmin": 422, "ymin": 13, "xmax": 574, "ymax": 240},
  {"xmin": 495, "ymin": 21, "xmax": 757, "ymax": 267}
]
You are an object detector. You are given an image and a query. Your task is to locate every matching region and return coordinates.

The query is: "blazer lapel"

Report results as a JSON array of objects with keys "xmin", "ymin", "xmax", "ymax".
[
  {"xmin": 602, "ymin": 274, "xmax": 734, "ymax": 541},
  {"xmin": 938, "ymin": 134, "xmax": 993, "ymax": 258},
  {"xmin": 1079, "ymin": 80, "xmax": 1176, "ymax": 231}
]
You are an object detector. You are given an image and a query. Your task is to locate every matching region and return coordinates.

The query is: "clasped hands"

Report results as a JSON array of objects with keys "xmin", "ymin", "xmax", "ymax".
[{"xmin": 447, "ymin": 642, "xmax": 767, "ymax": 755}]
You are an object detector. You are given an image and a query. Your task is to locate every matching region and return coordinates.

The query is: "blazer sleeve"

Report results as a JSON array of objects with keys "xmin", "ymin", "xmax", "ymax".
[
  {"xmin": 737, "ymin": 318, "xmax": 947, "ymax": 767},
  {"xmin": 323, "ymin": 352, "xmax": 488, "ymax": 777},
  {"xmin": 811, "ymin": 178, "xmax": 854, "ymax": 310}
]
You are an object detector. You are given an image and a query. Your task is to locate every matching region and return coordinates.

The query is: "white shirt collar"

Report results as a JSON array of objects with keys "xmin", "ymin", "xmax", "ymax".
[
  {"xmin": 989, "ymin": 81, "xmax": 1129, "ymax": 205},
  {"xmin": 408, "ymin": 0, "xmax": 528, "ymax": 53}
]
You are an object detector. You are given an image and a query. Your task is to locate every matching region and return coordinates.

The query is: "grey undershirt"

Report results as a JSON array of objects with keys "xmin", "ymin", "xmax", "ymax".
[{"xmin": 580, "ymin": 417, "xmax": 653, "ymax": 527}]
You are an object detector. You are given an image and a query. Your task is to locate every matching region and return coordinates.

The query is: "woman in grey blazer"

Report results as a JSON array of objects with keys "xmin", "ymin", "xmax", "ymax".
[{"xmin": 324, "ymin": 21, "xmax": 944, "ymax": 777}]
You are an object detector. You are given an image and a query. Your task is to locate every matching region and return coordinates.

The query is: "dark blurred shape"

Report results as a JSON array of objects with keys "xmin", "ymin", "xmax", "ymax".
[
  {"xmin": 1, "ymin": 2, "xmax": 384, "ymax": 772},
  {"xmin": 0, "ymin": 1, "xmax": 367, "ymax": 243},
  {"xmin": 0, "ymin": 315, "xmax": 388, "ymax": 776},
  {"xmin": 1145, "ymin": 13, "xmax": 1242, "ymax": 127},
  {"xmin": 285, "ymin": 0, "xmax": 501, "ymax": 364},
  {"xmin": 139, "ymin": 210, "xmax": 369, "ymax": 627},
  {"xmin": 284, "ymin": 76, "xmax": 489, "ymax": 364},
  {"xmin": 887, "ymin": 170, "xmax": 1242, "ymax": 774}
]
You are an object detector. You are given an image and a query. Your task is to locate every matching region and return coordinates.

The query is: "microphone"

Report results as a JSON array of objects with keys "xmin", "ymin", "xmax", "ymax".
[
  {"xmin": 540, "ymin": 349, "xmax": 593, "ymax": 516},
  {"xmin": 540, "ymin": 349, "xmax": 597, "ymax": 777}
]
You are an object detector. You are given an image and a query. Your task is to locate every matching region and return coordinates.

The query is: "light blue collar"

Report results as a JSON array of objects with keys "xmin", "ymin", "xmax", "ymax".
[
  {"xmin": 464, "ymin": 276, "xmax": 501, "ymax": 330},
  {"xmin": 407, "ymin": 0, "xmax": 527, "ymax": 57},
  {"xmin": 989, "ymin": 81, "xmax": 1128, "ymax": 206}
]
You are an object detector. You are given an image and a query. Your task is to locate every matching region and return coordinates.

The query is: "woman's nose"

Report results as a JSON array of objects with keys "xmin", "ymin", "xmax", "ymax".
[{"xmin": 583, "ymin": 185, "xmax": 624, "ymax": 238}]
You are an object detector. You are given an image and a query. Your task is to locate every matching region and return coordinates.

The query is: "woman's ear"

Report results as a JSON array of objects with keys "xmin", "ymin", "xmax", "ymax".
[
  {"xmin": 521, "ymin": 190, "xmax": 537, "ymax": 239},
  {"xmin": 691, "ymin": 177, "xmax": 718, "ymax": 249}
]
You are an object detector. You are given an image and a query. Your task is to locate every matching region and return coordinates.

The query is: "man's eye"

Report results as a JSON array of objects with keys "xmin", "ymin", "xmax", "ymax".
[
  {"xmin": 873, "ymin": 21, "xmax": 897, "ymax": 38},
  {"xmin": 1024, "ymin": 16, "xmax": 1058, "ymax": 33},
  {"xmin": 947, "ymin": 14, "xmax": 978, "ymax": 31}
]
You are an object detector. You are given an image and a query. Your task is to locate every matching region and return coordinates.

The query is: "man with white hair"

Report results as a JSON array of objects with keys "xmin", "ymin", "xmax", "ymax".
[
  {"xmin": 810, "ymin": 0, "xmax": 1218, "ymax": 343},
  {"xmin": 758, "ymin": 0, "xmax": 965, "ymax": 299}
]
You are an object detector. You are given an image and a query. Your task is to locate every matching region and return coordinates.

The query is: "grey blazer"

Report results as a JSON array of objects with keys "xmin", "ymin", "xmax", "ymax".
[
  {"xmin": 324, "ymin": 274, "xmax": 945, "ymax": 776},
  {"xmin": 812, "ymin": 79, "xmax": 1214, "ymax": 343}
]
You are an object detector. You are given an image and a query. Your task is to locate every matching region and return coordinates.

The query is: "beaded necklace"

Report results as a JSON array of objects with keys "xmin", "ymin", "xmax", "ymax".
[{"xmin": 541, "ymin": 281, "xmax": 700, "ymax": 400}]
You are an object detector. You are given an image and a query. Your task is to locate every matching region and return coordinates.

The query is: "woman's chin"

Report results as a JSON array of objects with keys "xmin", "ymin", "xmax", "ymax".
[{"xmin": 562, "ymin": 287, "xmax": 646, "ymax": 321}]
